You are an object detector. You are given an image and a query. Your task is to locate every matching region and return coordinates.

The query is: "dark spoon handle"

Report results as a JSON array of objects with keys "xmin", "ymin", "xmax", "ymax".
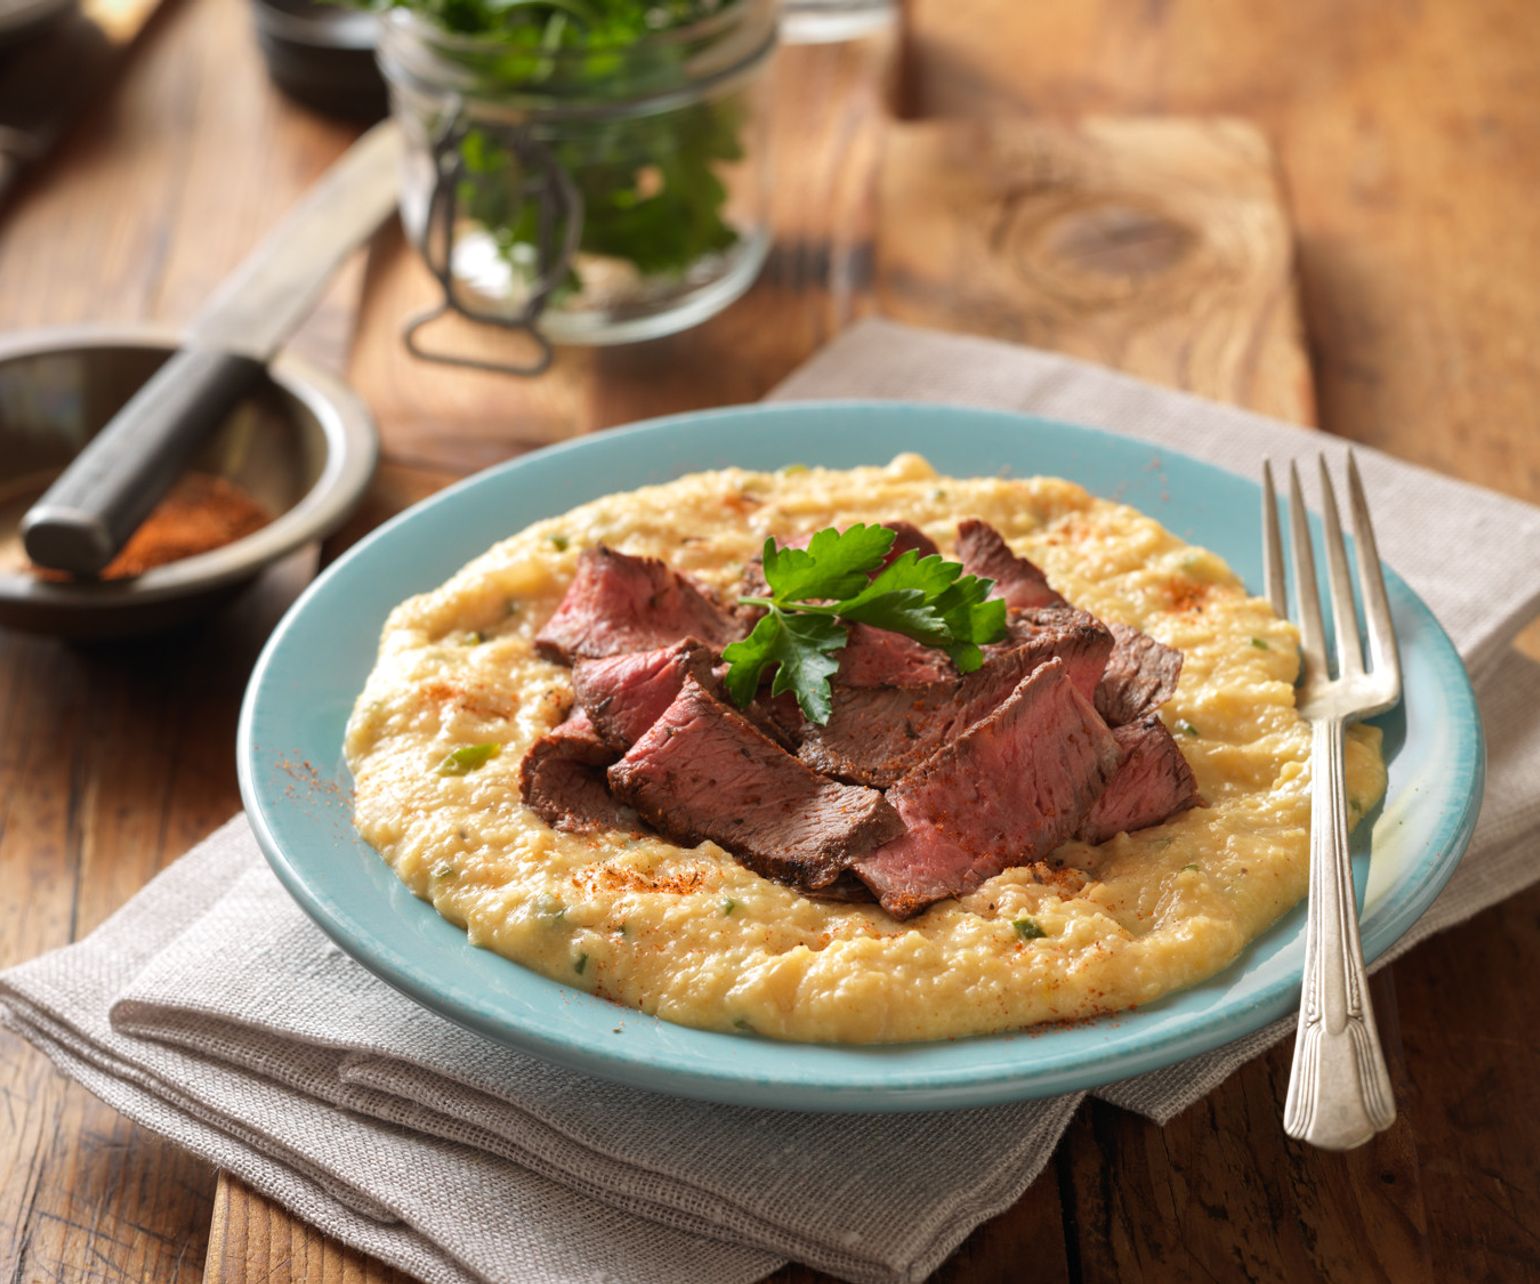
[{"xmin": 20, "ymin": 347, "xmax": 266, "ymax": 575}]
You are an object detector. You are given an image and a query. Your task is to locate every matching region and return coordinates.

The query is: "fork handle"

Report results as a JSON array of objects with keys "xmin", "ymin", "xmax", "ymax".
[{"xmin": 1283, "ymin": 716, "xmax": 1397, "ymax": 1150}]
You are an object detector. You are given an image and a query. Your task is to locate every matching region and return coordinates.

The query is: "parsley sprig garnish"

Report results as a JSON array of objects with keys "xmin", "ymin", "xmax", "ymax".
[{"xmin": 722, "ymin": 525, "xmax": 1008, "ymax": 726}]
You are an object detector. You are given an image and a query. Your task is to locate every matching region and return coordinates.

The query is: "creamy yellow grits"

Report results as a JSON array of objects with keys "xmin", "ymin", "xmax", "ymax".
[{"xmin": 344, "ymin": 454, "xmax": 1386, "ymax": 1044}]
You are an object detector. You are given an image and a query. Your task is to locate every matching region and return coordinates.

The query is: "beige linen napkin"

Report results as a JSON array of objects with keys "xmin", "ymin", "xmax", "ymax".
[{"xmin": 5, "ymin": 319, "xmax": 1539, "ymax": 1283}]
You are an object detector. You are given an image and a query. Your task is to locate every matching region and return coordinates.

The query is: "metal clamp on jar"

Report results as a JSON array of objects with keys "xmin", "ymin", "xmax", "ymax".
[{"xmin": 376, "ymin": 0, "xmax": 777, "ymax": 375}]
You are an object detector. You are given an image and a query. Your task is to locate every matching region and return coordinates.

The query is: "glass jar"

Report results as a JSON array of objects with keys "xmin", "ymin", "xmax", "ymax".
[{"xmin": 377, "ymin": 1, "xmax": 776, "ymax": 359}]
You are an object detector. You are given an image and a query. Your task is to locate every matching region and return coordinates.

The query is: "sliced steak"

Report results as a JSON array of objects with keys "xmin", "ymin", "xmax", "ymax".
[
  {"xmin": 797, "ymin": 644, "xmax": 1044, "ymax": 788},
  {"xmin": 852, "ymin": 659, "xmax": 1123, "ymax": 918},
  {"xmin": 1095, "ymin": 621, "xmax": 1184, "ymax": 726},
  {"xmin": 1078, "ymin": 716, "xmax": 1203, "ymax": 844},
  {"xmin": 800, "ymin": 612, "xmax": 1114, "ymax": 789},
  {"xmin": 996, "ymin": 607, "xmax": 1114, "ymax": 703},
  {"xmin": 572, "ymin": 639, "xmax": 719, "ymax": 752},
  {"xmin": 519, "ymin": 708, "xmax": 640, "ymax": 835},
  {"xmin": 536, "ymin": 546, "xmax": 739, "ymax": 664},
  {"xmin": 607, "ymin": 676, "xmax": 903, "ymax": 893},
  {"xmin": 837, "ymin": 623, "xmax": 953, "ymax": 688},
  {"xmin": 955, "ymin": 519, "xmax": 1067, "ymax": 611},
  {"xmin": 748, "ymin": 686, "xmax": 809, "ymax": 748}
]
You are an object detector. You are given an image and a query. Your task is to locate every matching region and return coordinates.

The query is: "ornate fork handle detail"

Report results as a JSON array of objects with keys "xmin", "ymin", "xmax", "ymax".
[{"xmin": 1283, "ymin": 715, "xmax": 1397, "ymax": 1149}]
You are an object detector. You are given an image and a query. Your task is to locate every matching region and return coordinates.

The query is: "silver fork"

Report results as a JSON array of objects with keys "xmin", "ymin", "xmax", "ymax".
[{"xmin": 1261, "ymin": 452, "xmax": 1402, "ymax": 1150}]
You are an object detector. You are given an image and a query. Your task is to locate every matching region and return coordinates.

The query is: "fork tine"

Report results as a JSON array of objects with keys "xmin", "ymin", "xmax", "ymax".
[
  {"xmin": 1288, "ymin": 462, "xmax": 1329, "ymax": 682},
  {"xmin": 1347, "ymin": 450, "xmax": 1401, "ymax": 694},
  {"xmin": 1262, "ymin": 459, "xmax": 1286, "ymax": 615},
  {"xmin": 1317, "ymin": 455, "xmax": 1364, "ymax": 677}
]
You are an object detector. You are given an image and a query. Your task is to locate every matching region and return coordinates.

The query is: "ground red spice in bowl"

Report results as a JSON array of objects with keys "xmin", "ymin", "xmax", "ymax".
[{"xmin": 30, "ymin": 472, "xmax": 271, "ymax": 582}]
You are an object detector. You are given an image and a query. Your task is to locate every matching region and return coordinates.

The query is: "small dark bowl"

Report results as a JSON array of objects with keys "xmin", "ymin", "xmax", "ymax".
[
  {"xmin": 250, "ymin": 0, "xmax": 387, "ymax": 122},
  {"xmin": 0, "ymin": 326, "xmax": 377, "ymax": 637}
]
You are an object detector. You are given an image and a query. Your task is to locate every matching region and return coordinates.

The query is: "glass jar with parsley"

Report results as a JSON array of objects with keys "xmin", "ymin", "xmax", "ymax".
[{"xmin": 375, "ymin": 0, "xmax": 775, "ymax": 354}]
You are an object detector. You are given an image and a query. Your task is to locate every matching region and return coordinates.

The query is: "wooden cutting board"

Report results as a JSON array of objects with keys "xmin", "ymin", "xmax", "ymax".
[{"xmin": 199, "ymin": 34, "xmax": 1354, "ymax": 1284}]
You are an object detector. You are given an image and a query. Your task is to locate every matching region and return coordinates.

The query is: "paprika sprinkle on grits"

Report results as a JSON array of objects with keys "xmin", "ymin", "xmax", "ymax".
[{"xmin": 29, "ymin": 473, "xmax": 270, "ymax": 582}]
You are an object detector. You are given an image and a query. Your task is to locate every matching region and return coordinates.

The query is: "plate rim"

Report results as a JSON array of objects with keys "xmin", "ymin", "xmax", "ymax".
[{"xmin": 237, "ymin": 399, "xmax": 1486, "ymax": 1111}]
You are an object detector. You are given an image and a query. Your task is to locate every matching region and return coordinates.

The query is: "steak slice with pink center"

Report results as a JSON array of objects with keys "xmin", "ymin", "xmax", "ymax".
[
  {"xmin": 799, "ymin": 613, "xmax": 1114, "ymax": 788},
  {"xmin": 608, "ymin": 676, "xmax": 904, "ymax": 893},
  {"xmin": 536, "ymin": 546, "xmax": 740, "ymax": 664},
  {"xmin": 955, "ymin": 519, "xmax": 1067, "ymax": 611},
  {"xmin": 836, "ymin": 623, "xmax": 954, "ymax": 688},
  {"xmin": 1095, "ymin": 621, "xmax": 1184, "ymax": 726},
  {"xmin": 994, "ymin": 606, "xmax": 1114, "ymax": 703},
  {"xmin": 572, "ymin": 638, "xmax": 720, "ymax": 751},
  {"xmin": 519, "ymin": 708, "xmax": 641, "ymax": 835},
  {"xmin": 1078, "ymin": 716, "xmax": 1204, "ymax": 844},
  {"xmin": 852, "ymin": 659, "xmax": 1123, "ymax": 919}
]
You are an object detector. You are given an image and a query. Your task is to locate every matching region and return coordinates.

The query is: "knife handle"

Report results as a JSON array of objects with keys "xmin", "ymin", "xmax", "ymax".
[{"xmin": 21, "ymin": 347, "xmax": 267, "ymax": 575}]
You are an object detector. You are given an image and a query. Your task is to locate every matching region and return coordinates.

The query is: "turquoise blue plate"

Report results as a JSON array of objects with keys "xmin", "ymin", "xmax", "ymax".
[{"xmin": 237, "ymin": 402, "xmax": 1484, "ymax": 1112}]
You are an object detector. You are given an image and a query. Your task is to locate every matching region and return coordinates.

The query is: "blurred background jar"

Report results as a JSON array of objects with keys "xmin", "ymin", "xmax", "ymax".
[
  {"xmin": 377, "ymin": 0, "xmax": 776, "ymax": 352},
  {"xmin": 778, "ymin": 0, "xmax": 893, "ymax": 45}
]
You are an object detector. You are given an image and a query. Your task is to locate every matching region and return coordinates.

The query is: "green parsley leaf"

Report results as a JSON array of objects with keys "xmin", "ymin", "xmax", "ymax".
[
  {"xmin": 1013, "ymin": 917, "xmax": 1047, "ymax": 941},
  {"xmin": 767, "ymin": 615, "xmax": 847, "ymax": 724},
  {"xmin": 722, "ymin": 611, "xmax": 846, "ymax": 725},
  {"xmin": 723, "ymin": 526, "xmax": 1011, "ymax": 725},
  {"xmin": 437, "ymin": 743, "xmax": 502, "ymax": 775},
  {"xmin": 834, "ymin": 551, "xmax": 966, "ymax": 645},
  {"xmin": 1182, "ymin": 863, "xmax": 1200, "ymax": 873},
  {"xmin": 574, "ymin": 952, "xmax": 589, "ymax": 975},
  {"xmin": 1250, "ymin": 637, "xmax": 1269, "ymax": 650},
  {"xmin": 837, "ymin": 588, "xmax": 952, "ymax": 646},
  {"xmin": 859, "ymin": 547, "xmax": 960, "ymax": 598},
  {"xmin": 721, "ymin": 898, "xmax": 736, "ymax": 915},
  {"xmin": 936, "ymin": 592, "xmax": 1007, "ymax": 667},
  {"xmin": 1175, "ymin": 719, "xmax": 1200, "ymax": 738},
  {"xmin": 762, "ymin": 525, "xmax": 895, "ymax": 602},
  {"xmin": 948, "ymin": 641, "xmax": 986, "ymax": 674}
]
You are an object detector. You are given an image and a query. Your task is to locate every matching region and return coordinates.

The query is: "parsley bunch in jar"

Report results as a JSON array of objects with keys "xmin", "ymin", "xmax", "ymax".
[{"xmin": 372, "ymin": 0, "xmax": 775, "ymax": 348}]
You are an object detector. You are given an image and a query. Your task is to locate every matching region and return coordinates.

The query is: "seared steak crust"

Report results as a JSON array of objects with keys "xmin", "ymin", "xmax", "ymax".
[
  {"xmin": 608, "ymin": 677, "xmax": 904, "ymax": 893},
  {"xmin": 995, "ymin": 607, "xmax": 1114, "ymax": 703},
  {"xmin": 536, "ymin": 546, "xmax": 739, "ymax": 664},
  {"xmin": 853, "ymin": 659, "xmax": 1123, "ymax": 918},
  {"xmin": 573, "ymin": 639, "xmax": 719, "ymax": 752},
  {"xmin": 1095, "ymin": 622, "xmax": 1184, "ymax": 726},
  {"xmin": 519, "ymin": 708, "xmax": 641, "ymax": 835}
]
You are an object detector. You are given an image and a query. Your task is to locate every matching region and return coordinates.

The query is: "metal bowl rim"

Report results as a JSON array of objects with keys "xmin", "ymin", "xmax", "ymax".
[{"xmin": 0, "ymin": 324, "xmax": 378, "ymax": 610}]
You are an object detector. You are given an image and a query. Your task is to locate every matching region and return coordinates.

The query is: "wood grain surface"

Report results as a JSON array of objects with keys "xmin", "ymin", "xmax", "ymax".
[
  {"xmin": 0, "ymin": 0, "xmax": 1536, "ymax": 1280},
  {"xmin": 876, "ymin": 116, "xmax": 1313, "ymax": 423}
]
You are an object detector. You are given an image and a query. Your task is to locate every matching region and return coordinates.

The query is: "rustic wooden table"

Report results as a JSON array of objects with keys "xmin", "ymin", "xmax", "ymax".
[{"xmin": 3, "ymin": 0, "xmax": 1538, "ymax": 1280}]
